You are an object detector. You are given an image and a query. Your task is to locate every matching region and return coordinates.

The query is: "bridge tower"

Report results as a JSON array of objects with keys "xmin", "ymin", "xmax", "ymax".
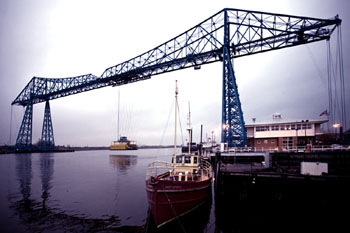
[
  {"xmin": 15, "ymin": 101, "xmax": 55, "ymax": 151},
  {"xmin": 221, "ymin": 10, "xmax": 246, "ymax": 147},
  {"xmin": 15, "ymin": 103, "xmax": 33, "ymax": 150},
  {"xmin": 41, "ymin": 101, "xmax": 55, "ymax": 150}
]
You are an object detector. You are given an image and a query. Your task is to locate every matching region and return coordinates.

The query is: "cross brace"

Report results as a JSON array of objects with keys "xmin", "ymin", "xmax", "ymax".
[
  {"xmin": 41, "ymin": 101, "xmax": 55, "ymax": 150},
  {"xmin": 11, "ymin": 8, "xmax": 341, "ymax": 149}
]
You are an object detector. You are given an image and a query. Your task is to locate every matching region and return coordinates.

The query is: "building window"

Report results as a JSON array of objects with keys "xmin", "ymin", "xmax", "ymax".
[
  {"xmin": 256, "ymin": 126, "xmax": 270, "ymax": 132},
  {"xmin": 271, "ymin": 139, "xmax": 275, "ymax": 144},
  {"xmin": 257, "ymin": 140, "xmax": 261, "ymax": 144},
  {"xmin": 264, "ymin": 140, "xmax": 268, "ymax": 144},
  {"xmin": 271, "ymin": 125, "xmax": 279, "ymax": 131},
  {"xmin": 282, "ymin": 137, "xmax": 293, "ymax": 149},
  {"xmin": 280, "ymin": 125, "xmax": 291, "ymax": 130}
]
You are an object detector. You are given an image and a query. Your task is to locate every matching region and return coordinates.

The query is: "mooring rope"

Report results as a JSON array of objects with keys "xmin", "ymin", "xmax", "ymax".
[{"xmin": 164, "ymin": 192, "xmax": 186, "ymax": 233}]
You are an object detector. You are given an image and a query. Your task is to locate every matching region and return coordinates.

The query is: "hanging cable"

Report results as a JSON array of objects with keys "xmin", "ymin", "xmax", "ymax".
[
  {"xmin": 327, "ymin": 40, "xmax": 332, "ymax": 132},
  {"xmin": 9, "ymin": 105, "xmax": 13, "ymax": 145},
  {"xmin": 306, "ymin": 45, "xmax": 327, "ymax": 88},
  {"xmin": 333, "ymin": 41, "xmax": 341, "ymax": 129},
  {"xmin": 326, "ymin": 24, "xmax": 346, "ymax": 134},
  {"xmin": 327, "ymin": 39, "xmax": 341, "ymax": 129},
  {"xmin": 337, "ymin": 25, "xmax": 346, "ymax": 130}
]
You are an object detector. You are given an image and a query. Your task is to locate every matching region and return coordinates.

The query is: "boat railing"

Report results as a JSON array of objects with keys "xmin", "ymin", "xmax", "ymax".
[
  {"xmin": 200, "ymin": 159, "xmax": 212, "ymax": 178},
  {"xmin": 146, "ymin": 160, "xmax": 174, "ymax": 180},
  {"xmin": 146, "ymin": 159, "xmax": 212, "ymax": 181}
]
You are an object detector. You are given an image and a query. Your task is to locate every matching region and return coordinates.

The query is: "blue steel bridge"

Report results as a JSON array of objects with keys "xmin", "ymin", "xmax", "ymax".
[{"xmin": 11, "ymin": 8, "xmax": 341, "ymax": 151}]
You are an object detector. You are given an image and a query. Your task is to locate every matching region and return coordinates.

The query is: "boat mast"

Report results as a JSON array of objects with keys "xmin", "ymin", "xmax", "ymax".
[
  {"xmin": 174, "ymin": 80, "xmax": 178, "ymax": 158},
  {"xmin": 187, "ymin": 102, "xmax": 192, "ymax": 154}
]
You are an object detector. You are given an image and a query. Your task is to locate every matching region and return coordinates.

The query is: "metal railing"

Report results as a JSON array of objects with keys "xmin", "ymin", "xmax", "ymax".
[
  {"xmin": 145, "ymin": 160, "xmax": 173, "ymax": 180},
  {"xmin": 222, "ymin": 145, "xmax": 350, "ymax": 153},
  {"xmin": 145, "ymin": 158, "xmax": 212, "ymax": 181}
]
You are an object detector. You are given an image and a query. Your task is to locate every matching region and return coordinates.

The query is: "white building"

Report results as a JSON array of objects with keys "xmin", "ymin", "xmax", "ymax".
[{"xmin": 246, "ymin": 114, "xmax": 327, "ymax": 151}]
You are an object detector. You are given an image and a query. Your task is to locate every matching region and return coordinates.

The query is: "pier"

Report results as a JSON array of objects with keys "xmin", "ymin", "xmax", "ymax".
[
  {"xmin": 212, "ymin": 150, "xmax": 350, "ymax": 191},
  {"xmin": 212, "ymin": 150, "xmax": 350, "ymax": 231}
]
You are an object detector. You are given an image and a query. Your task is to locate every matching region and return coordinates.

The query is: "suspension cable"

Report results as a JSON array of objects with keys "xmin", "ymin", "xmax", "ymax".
[
  {"xmin": 327, "ymin": 40, "xmax": 332, "ymax": 132},
  {"xmin": 337, "ymin": 25, "xmax": 346, "ymax": 130},
  {"xmin": 9, "ymin": 105, "xmax": 13, "ymax": 145},
  {"xmin": 326, "ymin": 24, "xmax": 346, "ymax": 133}
]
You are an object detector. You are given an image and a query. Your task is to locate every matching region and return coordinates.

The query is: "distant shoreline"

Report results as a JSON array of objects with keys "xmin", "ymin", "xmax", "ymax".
[{"xmin": 0, "ymin": 145, "xmax": 179, "ymax": 154}]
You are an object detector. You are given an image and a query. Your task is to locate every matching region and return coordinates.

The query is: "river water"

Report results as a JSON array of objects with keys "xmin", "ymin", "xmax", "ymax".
[
  {"xmin": 2, "ymin": 149, "xmax": 347, "ymax": 232},
  {"xmin": 0, "ymin": 148, "xmax": 216, "ymax": 232}
]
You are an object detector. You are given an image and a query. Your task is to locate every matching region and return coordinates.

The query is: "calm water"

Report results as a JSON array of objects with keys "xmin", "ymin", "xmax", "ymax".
[
  {"xmin": 2, "ymin": 149, "xmax": 347, "ymax": 232},
  {"xmin": 0, "ymin": 148, "xmax": 216, "ymax": 232}
]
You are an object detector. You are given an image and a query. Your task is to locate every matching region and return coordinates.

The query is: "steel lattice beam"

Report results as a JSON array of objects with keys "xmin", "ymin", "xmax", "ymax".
[
  {"xmin": 11, "ymin": 8, "xmax": 341, "ymax": 148},
  {"xmin": 15, "ymin": 104, "xmax": 33, "ymax": 150},
  {"xmin": 12, "ymin": 9, "xmax": 340, "ymax": 107},
  {"xmin": 41, "ymin": 101, "xmax": 55, "ymax": 150},
  {"xmin": 221, "ymin": 10, "xmax": 247, "ymax": 147}
]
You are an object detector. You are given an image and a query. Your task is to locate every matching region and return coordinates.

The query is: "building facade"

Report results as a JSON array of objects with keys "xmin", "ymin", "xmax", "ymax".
[{"xmin": 246, "ymin": 114, "xmax": 327, "ymax": 151}]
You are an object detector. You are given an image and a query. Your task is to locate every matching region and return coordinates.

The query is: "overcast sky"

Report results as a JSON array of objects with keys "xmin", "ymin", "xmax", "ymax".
[{"xmin": 0, "ymin": 0, "xmax": 349, "ymax": 146}]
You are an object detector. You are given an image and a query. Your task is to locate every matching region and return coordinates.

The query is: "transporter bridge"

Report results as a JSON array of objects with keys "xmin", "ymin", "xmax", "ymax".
[{"xmin": 11, "ymin": 8, "xmax": 342, "ymax": 150}]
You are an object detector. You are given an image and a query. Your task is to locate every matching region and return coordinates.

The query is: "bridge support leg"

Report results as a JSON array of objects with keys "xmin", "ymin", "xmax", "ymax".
[
  {"xmin": 15, "ymin": 104, "xmax": 33, "ymax": 151},
  {"xmin": 41, "ymin": 101, "xmax": 55, "ymax": 151},
  {"xmin": 221, "ymin": 47, "xmax": 247, "ymax": 147},
  {"xmin": 221, "ymin": 10, "xmax": 246, "ymax": 147}
]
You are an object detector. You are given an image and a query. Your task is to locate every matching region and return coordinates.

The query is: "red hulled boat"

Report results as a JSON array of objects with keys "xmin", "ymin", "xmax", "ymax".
[{"xmin": 145, "ymin": 80, "xmax": 212, "ymax": 227}]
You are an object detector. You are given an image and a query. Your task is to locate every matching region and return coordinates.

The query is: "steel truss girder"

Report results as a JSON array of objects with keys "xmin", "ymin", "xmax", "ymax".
[
  {"xmin": 222, "ymin": 46, "xmax": 246, "ymax": 146},
  {"xmin": 12, "ymin": 9, "xmax": 340, "ymax": 107},
  {"xmin": 41, "ymin": 101, "xmax": 55, "ymax": 150},
  {"xmin": 221, "ymin": 10, "xmax": 247, "ymax": 147},
  {"xmin": 11, "ymin": 8, "xmax": 341, "ymax": 147},
  {"xmin": 15, "ymin": 104, "xmax": 33, "ymax": 150}
]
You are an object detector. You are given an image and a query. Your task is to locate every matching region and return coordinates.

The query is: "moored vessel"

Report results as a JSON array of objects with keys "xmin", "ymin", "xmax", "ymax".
[{"xmin": 145, "ymin": 80, "xmax": 212, "ymax": 227}]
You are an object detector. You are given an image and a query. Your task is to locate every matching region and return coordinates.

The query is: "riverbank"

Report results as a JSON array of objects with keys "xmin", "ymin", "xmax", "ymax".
[{"xmin": 0, "ymin": 145, "xmax": 178, "ymax": 154}]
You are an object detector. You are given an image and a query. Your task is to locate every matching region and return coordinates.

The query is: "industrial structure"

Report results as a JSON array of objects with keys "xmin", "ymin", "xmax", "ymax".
[{"xmin": 11, "ymin": 8, "xmax": 342, "ymax": 151}]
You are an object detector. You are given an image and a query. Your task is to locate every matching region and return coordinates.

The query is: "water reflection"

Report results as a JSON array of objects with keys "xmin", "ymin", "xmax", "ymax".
[
  {"xmin": 5, "ymin": 150, "xmax": 217, "ymax": 232},
  {"xmin": 15, "ymin": 154, "xmax": 32, "ymax": 204},
  {"xmin": 10, "ymin": 153, "xmax": 125, "ymax": 232},
  {"xmin": 39, "ymin": 153, "xmax": 54, "ymax": 208},
  {"xmin": 109, "ymin": 154, "xmax": 138, "ymax": 174}
]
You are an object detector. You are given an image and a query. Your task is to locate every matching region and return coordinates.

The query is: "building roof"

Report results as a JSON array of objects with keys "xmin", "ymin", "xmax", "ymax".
[{"xmin": 245, "ymin": 118, "xmax": 328, "ymax": 127}]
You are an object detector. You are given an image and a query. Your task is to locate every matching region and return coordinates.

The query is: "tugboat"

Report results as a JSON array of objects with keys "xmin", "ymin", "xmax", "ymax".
[{"xmin": 145, "ymin": 80, "xmax": 212, "ymax": 228}]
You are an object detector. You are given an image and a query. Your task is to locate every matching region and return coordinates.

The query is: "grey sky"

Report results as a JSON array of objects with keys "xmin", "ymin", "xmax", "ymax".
[{"xmin": 0, "ymin": 0, "xmax": 349, "ymax": 146}]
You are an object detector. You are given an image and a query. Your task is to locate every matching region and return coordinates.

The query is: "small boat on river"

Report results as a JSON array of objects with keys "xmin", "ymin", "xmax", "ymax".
[
  {"xmin": 110, "ymin": 136, "xmax": 138, "ymax": 150},
  {"xmin": 145, "ymin": 80, "xmax": 212, "ymax": 228},
  {"xmin": 110, "ymin": 88, "xmax": 138, "ymax": 150}
]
